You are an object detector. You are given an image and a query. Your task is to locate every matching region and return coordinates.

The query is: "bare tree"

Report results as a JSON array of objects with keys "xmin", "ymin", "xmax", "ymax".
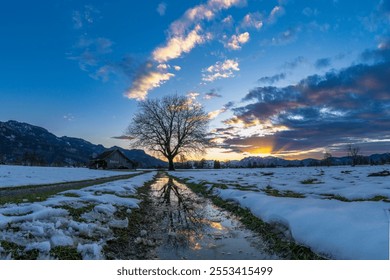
[
  {"xmin": 347, "ymin": 144, "xmax": 361, "ymax": 166},
  {"xmin": 126, "ymin": 94, "xmax": 210, "ymax": 170},
  {"xmin": 322, "ymin": 151, "xmax": 332, "ymax": 167}
]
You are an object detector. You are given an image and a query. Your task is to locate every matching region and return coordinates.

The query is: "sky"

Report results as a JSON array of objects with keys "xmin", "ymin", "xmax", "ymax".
[{"xmin": 0, "ymin": 0, "xmax": 390, "ymax": 160}]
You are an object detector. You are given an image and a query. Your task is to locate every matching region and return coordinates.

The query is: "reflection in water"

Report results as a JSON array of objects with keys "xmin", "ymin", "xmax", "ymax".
[
  {"xmin": 149, "ymin": 174, "xmax": 277, "ymax": 260},
  {"xmin": 151, "ymin": 177, "xmax": 205, "ymax": 250}
]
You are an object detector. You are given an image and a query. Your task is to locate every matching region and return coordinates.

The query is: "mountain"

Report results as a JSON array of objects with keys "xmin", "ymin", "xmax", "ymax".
[{"xmin": 0, "ymin": 120, "xmax": 167, "ymax": 168}]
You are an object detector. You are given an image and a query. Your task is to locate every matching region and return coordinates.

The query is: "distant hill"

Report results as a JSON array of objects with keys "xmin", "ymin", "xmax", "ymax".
[
  {"xmin": 0, "ymin": 120, "xmax": 167, "ymax": 168},
  {"xmin": 234, "ymin": 153, "xmax": 390, "ymax": 168}
]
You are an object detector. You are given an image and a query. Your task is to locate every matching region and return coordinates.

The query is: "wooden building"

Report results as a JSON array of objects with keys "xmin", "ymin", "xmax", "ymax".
[{"xmin": 89, "ymin": 149, "xmax": 136, "ymax": 169}]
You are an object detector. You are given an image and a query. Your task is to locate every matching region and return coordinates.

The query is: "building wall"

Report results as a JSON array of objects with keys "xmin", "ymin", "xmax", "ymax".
[{"xmin": 106, "ymin": 151, "xmax": 133, "ymax": 169}]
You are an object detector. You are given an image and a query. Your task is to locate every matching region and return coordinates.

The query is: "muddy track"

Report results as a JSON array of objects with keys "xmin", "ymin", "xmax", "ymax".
[
  {"xmin": 105, "ymin": 172, "xmax": 279, "ymax": 260},
  {"xmin": 0, "ymin": 171, "xmax": 148, "ymax": 203}
]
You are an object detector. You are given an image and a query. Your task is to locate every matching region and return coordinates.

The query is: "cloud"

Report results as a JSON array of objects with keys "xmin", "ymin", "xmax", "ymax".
[
  {"xmin": 67, "ymin": 37, "xmax": 113, "ymax": 76},
  {"xmin": 258, "ymin": 73, "xmax": 286, "ymax": 84},
  {"xmin": 187, "ymin": 92, "xmax": 200, "ymax": 100},
  {"xmin": 222, "ymin": 15, "xmax": 234, "ymax": 25},
  {"xmin": 72, "ymin": 5, "xmax": 100, "ymax": 29},
  {"xmin": 126, "ymin": 0, "xmax": 246, "ymax": 99},
  {"xmin": 225, "ymin": 32, "xmax": 250, "ymax": 50},
  {"xmin": 63, "ymin": 114, "xmax": 75, "ymax": 122},
  {"xmin": 360, "ymin": 0, "xmax": 390, "ymax": 32},
  {"xmin": 157, "ymin": 2, "xmax": 167, "ymax": 16},
  {"xmin": 91, "ymin": 64, "xmax": 116, "ymax": 82},
  {"xmin": 153, "ymin": 25, "xmax": 208, "ymax": 63},
  {"xmin": 72, "ymin": 11, "xmax": 83, "ymax": 29},
  {"xmin": 223, "ymin": 101, "xmax": 235, "ymax": 109},
  {"xmin": 202, "ymin": 59, "xmax": 240, "ymax": 82},
  {"xmin": 125, "ymin": 62, "xmax": 175, "ymax": 100},
  {"xmin": 208, "ymin": 109, "xmax": 226, "ymax": 119},
  {"xmin": 268, "ymin": 5, "xmax": 285, "ymax": 24},
  {"xmin": 302, "ymin": 7, "xmax": 318, "ymax": 17},
  {"xmin": 283, "ymin": 56, "xmax": 306, "ymax": 69},
  {"xmin": 315, "ymin": 58, "xmax": 332, "ymax": 69},
  {"xmin": 220, "ymin": 46, "xmax": 390, "ymax": 156},
  {"xmin": 204, "ymin": 90, "xmax": 222, "ymax": 99},
  {"xmin": 112, "ymin": 135, "xmax": 134, "ymax": 140},
  {"xmin": 241, "ymin": 12, "xmax": 263, "ymax": 30},
  {"xmin": 168, "ymin": 0, "xmax": 246, "ymax": 37},
  {"xmin": 263, "ymin": 27, "xmax": 301, "ymax": 46},
  {"xmin": 207, "ymin": 101, "xmax": 235, "ymax": 119}
]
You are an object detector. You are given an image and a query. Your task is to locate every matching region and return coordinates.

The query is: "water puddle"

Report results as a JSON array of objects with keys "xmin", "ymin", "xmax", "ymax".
[{"xmin": 146, "ymin": 174, "xmax": 278, "ymax": 260}]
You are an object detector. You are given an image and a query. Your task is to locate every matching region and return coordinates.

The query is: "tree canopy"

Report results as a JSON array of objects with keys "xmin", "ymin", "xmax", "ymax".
[{"xmin": 126, "ymin": 94, "xmax": 210, "ymax": 170}]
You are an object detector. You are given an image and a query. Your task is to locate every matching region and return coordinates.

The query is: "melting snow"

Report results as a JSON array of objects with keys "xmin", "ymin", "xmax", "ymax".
[
  {"xmin": 0, "ymin": 165, "xmax": 141, "ymax": 188},
  {"xmin": 170, "ymin": 166, "xmax": 390, "ymax": 260},
  {"xmin": 0, "ymin": 171, "xmax": 156, "ymax": 260}
]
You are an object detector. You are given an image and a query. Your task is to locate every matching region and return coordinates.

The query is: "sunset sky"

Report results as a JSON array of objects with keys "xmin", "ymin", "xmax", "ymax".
[{"xmin": 1, "ymin": 0, "xmax": 389, "ymax": 160}]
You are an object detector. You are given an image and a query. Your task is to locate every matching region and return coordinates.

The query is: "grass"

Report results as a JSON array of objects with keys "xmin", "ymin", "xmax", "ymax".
[
  {"xmin": 368, "ymin": 170, "xmax": 390, "ymax": 177},
  {"xmin": 50, "ymin": 246, "xmax": 82, "ymax": 260},
  {"xmin": 103, "ymin": 176, "xmax": 158, "ymax": 260},
  {"xmin": 62, "ymin": 192, "xmax": 81, "ymax": 198},
  {"xmin": 0, "ymin": 240, "xmax": 39, "ymax": 260},
  {"xmin": 300, "ymin": 178, "xmax": 322, "ymax": 184},
  {"xmin": 321, "ymin": 193, "xmax": 390, "ymax": 203},
  {"xmin": 55, "ymin": 204, "xmax": 96, "ymax": 222},
  {"xmin": 171, "ymin": 175, "xmax": 324, "ymax": 260},
  {"xmin": 263, "ymin": 185, "xmax": 305, "ymax": 198}
]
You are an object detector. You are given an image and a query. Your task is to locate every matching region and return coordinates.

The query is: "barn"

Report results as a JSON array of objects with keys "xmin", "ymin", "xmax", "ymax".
[{"xmin": 89, "ymin": 149, "xmax": 136, "ymax": 170}]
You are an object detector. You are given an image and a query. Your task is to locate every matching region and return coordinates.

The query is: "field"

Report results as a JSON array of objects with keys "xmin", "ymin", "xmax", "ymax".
[
  {"xmin": 0, "ymin": 166, "xmax": 156, "ymax": 259},
  {"xmin": 0, "ymin": 165, "xmax": 389, "ymax": 260},
  {"xmin": 0, "ymin": 165, "xmax": 140, "ymax": 188},
  {"xmin": 170, "ymin": 165, "xmax": 390, "ymax": 260}
]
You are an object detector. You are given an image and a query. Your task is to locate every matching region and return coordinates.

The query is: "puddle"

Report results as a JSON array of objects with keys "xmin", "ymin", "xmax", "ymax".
[{"xmin": 147, "ymin": 174, "xmax": 278, "ymax": 260}]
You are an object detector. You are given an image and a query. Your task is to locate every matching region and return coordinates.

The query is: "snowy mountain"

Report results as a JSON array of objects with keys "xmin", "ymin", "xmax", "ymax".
[{"xmin": 0, "ymin": 120, "xmax": 166, "ymax": 167}]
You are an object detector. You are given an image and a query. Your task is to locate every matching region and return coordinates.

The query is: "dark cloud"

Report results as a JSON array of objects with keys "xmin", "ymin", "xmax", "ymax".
[
  {"xmin": 112, "ymin": 135, "xmax": 134, "ymax": 140},
  {"xmin": 218, "ymin": 46, "xmax": 390, "ymax": 157},
  {"xmin": 283, "ymin": 56, "xmax": 306, "ymax": 69},
  {"xmin": 223, "ymin": 101, "xmax": 235, "ymax": 109},
  {"xmin": 204, "ymin": 89, "xmax": 222, "ymax": 99},
  {"xmin": 258, "ymin": 73, "xmax": 286, "ymax": 84},
  {"xmin": 315, "ymin": 58, "xmax": 331, "ymax": 69},
  {"xmin": 361, "ymin": 38, "xmax": 390, "ymax": 62}
]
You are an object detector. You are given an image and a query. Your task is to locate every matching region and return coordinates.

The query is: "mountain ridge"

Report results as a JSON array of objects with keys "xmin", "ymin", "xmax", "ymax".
[{"xmin": 0, "ymin": 120, "xmax": 167, "ymax": 168}]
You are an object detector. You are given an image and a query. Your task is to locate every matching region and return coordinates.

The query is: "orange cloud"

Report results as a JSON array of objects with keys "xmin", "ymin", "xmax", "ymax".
[{"xmin": 125, "ymin": 71, "xmax": 174, "ymax": 100}]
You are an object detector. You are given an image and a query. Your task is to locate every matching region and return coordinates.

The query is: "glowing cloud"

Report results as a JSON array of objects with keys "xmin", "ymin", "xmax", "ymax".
[
  {"xmin": 226, "ymin": 32, "xmax": 250, "ymax": 50},
  {"xmin": 126, "ymin": 71, "xmax": 174, "ymax": 100},
  {"xmin": 202, "ymin": 59, "xmax": 240, "ymax": 82},
  {"xmin": 127, "ymin": 0, "xmax": 246, "ymax": 99},
  {"xmin": 153, "ymin": 25, "xmax": 207, "ymax": 63}
]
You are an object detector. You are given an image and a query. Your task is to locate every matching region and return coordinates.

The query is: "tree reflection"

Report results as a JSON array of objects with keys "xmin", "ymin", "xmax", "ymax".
[{"xmin": 152, "ymin": 176, "xmax": 205, "ymax": 250}]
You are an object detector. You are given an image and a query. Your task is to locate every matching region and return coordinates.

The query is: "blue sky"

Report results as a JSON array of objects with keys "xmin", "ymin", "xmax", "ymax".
[{"xmin": 1, "ymin": 0, "xmax": 389, "ymax": 160}]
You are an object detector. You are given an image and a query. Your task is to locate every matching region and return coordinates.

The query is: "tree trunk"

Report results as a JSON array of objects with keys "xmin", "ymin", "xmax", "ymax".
[{"xmin": 168, "ymin": 157, "xmax": 175, "ymax": 171}]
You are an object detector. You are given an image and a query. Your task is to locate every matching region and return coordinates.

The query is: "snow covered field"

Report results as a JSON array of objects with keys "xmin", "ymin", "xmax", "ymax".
[
  {"xmin": 0, "ymin": 165, "xmax": 140, "ymax": 188},
  {"xmin": 0, "ymin": 172, "xmax": 156, "ymax": 259},
  {"xmin": 170, "ymin": 166, "xmax": 390, "ymax": 260}
]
